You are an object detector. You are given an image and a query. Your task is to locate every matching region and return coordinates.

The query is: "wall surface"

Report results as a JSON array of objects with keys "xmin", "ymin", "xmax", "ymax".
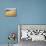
[{"xmin": 0, "ymin": 0, "xmax": 46, "ymax": 44}]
